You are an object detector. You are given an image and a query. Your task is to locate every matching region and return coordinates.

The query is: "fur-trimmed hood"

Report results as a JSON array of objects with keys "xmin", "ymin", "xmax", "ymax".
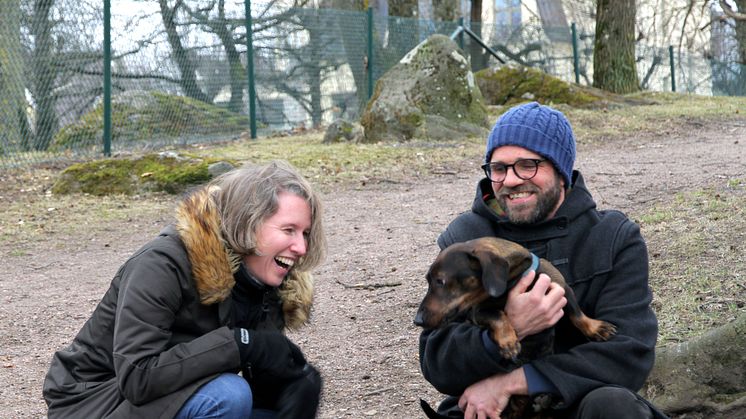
[{"xmin": 174, "ymin": 186, "xmax": 314, "ymax": 330}]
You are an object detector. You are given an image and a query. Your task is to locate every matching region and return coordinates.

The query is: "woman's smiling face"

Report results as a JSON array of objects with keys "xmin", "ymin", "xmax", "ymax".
[{"xmin": 242, "ymin": 191, "xmax": 311, "ymax": 287}]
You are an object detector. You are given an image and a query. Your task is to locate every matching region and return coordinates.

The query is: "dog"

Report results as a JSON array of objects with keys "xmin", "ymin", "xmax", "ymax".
[{"xmin": 414, "ymin": 236, "xmax": 616, "ymax": 418}]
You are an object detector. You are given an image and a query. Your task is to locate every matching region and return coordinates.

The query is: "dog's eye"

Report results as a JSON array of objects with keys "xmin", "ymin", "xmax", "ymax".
[{"xmin": 435, "ymin": 278, "xmax": 446, "ymax": 287}]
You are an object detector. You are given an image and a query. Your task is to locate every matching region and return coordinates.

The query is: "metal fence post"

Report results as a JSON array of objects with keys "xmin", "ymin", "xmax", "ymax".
[
  {"xmin": 668, "ymin": 45, "xmax": 676, "ymax": 93},
  {"xmin": 245, "ymin": 0, "xmax": 257, "ymax": 139},
  {"xmin": 571, "ymin": 22, "xmax": 579, "ymax": 84},
  {"xmin": 367, "ymin": 7, "xmax": 374, "ymax": 100},
  {"xmin": 103, "ymin": 0, "xmax": 111, "ymax": 156}
]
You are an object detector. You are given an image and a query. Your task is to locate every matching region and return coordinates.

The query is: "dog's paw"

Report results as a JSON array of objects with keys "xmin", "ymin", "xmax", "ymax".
[
  {"xmin": 498, "ymin": 339, "xmax": 521, "ymax": 359},
  {"xmin": 489, "ymin": 320, "xmax": 522, "ymax": 359},
  {"xmin": 593, "ymin": 321, "xmax": 617, "ymax": 340},
  {"xmin": 585, "ymin": 320, "xmax": 617, "ymax": 341}
]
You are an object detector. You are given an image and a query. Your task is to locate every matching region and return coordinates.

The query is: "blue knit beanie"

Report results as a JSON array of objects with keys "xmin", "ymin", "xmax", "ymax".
[{"xmin": 485, "ymin": 102, "xmax": 576, "ymax": 187}]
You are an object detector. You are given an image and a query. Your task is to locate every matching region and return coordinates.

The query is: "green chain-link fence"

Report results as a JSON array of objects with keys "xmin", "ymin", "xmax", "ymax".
[{"xmin": 1, "ymin": 1, "xmax": 744, "ymax": 169}]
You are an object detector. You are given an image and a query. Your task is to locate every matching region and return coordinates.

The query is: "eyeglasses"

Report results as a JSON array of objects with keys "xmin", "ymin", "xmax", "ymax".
[{"xmin": 481, "ymin": 159, "xmax": 546, "ymax": 183}]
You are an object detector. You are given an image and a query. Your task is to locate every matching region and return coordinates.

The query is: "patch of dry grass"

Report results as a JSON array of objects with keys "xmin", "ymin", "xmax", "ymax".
[
  {"xmin": 0, "ymin": 169, "xmax": 173, "ymax": 251},
  {"xmin": 557, "ymin": 92, "xmax": 745, "ymax": 146},
  {"xmin": 190, "ymin": 133, "xmax": 485, "ymax": 190},
  {"xmin": 634, "ymin": 183, "xmax": 746, "ymax": 344}
]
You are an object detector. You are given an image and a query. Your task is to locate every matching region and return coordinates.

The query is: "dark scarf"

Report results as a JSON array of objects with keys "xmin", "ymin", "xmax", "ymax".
[{"xmin": 231, "ymin": 264, "xmax": 285, "ymax": 331}]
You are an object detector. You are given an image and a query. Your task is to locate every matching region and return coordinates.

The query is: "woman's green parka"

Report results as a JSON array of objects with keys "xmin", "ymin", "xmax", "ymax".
[{"xmin": 43, "ymin": 187, "xmax": 314, "ymax": 418}]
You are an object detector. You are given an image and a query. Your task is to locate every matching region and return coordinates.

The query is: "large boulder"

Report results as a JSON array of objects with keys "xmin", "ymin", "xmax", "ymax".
[
  {"xmin": 360, "ymin": 34, "xmax": 489, "ymax": 143},
  {"xmin": 52, "ymin": 91, "xmax": 249, "ymax": 151}
]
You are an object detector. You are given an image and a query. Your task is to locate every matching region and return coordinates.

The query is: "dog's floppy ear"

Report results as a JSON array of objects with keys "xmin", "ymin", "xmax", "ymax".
[{"xmin": 472, "ymin": 248, "xmax": 510, "ymax": 297}]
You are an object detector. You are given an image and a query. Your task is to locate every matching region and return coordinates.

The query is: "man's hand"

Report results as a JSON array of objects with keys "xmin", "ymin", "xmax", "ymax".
[
  {"xmin": 506, "ymin": 271, "xmax": 566, "ymax": 340},
  {"xmin": 458, "ymin": 368, "xmax": 528, "ymax": 419}
]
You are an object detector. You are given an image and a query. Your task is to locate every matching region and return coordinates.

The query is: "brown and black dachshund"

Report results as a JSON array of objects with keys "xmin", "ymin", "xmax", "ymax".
[{"xmin": 415, "ymin": 237, "xmax": 616, "ymax": 418}]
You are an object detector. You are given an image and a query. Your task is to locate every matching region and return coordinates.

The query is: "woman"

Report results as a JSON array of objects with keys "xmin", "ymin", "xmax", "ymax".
[{"xmin": 43, "ymin": 161, "xmax": 326, "ymax": 419}]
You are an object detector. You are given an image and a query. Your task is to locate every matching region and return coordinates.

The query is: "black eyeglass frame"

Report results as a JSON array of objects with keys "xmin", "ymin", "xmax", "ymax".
[{"xmin": 481, "ymin": 158, "xmax": 546, "ymax": 183}]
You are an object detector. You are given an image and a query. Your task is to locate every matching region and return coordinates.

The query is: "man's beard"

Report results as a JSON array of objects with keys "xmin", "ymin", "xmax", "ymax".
[{"xmin": 497, "ymin": 179, "xmax": 563, "ymax": 224}]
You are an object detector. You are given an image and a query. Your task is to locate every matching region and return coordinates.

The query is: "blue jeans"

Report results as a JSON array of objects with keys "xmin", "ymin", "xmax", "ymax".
[{"xmin": 174, "ymin": 373, "xmax": 277, "ymax": 419}]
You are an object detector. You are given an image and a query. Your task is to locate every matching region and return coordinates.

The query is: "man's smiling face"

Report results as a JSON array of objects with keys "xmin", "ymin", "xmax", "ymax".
[{"xmin": 489, "ymin": 145, "xmax": 565, "ymax": 224}]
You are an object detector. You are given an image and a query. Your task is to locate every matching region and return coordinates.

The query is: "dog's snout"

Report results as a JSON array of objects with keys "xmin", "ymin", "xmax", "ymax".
[{"xmin": 414, "ymin": 310, "xmax": 424, "ymax": 326}]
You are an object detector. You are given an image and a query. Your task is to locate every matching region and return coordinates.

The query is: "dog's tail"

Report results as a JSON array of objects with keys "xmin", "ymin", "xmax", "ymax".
[{"xmin": 419, "ymin": 398, "xmax": 462, "ymax": 419}]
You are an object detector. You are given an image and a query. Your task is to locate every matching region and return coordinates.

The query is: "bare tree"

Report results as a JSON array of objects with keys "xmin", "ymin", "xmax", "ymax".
[
  {"xmin": 721, "ymin": 0, "xmax": 746, "ymax": 92},
  {"xmin": 158, "ymin": 0, "xmax": 212, "ymax": 104},
  {"xmin": 467, "ymin": 0, "xmax": 491, "ymax": 71},
  {"xmin": 29, "ymin": 0, "xmax": 59, "ymax": 150},
  {"xmin": 178, "ymin": 1, "xmax": 245, "ymax": 113},
  {"xmin": 0, "ymin": 0, "xmax": 27, "ymax": 153},
  {"xmin": 323, "ymin": 0, "xmax": 371, "ymax": 110},
  {"xmin": 432, "ymin": 0, "xmax": 461, "ymax": 21},
  {"xmin": 19, "ymin": 0, "xmax": 110, "ymax": 151},
  {"xmin": 720, "ymin": 0, "xmax": 746, "ymax": 19},
  {"xmin": 705, "ymin": 0, "xmax": 746, "ymax": 95}
]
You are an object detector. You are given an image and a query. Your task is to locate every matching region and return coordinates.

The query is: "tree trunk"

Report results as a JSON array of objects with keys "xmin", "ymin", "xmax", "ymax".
[
  {"xmin": 205, "ymin": 9, "xmax": 245, "ymax": 113},
  {"xmin": 326, "ymin": 0, "xmax": 369, "ymax": 111},
  {"xmin": 432, "ymin": 0, "xmax": 460, "ymax": 21},
  {"xmin": 388, "ymin": 0, "xmax": 417, "ymax": 18},
  {"xmin": 734, "ymin": 0, "xmax": 746, "ymax": 95},
  {"xmin": 307, "ymin": 12, "xmax": 323, "ymax": 128},
  {"xmin": 641, "ymin": 313, "xmax": 746, "ymax": 418},
  {"xmin": 592, "ymin": 0, "xmax": 639, "ymax": 93},
  {"xmin": 468, "ymin": 0, "xmax": 489, "ymax": 72},
  {"xmin": 30, "ymin": 0, "xmax": 58, "ymax": 151},
  {"xmin": 158, "ymin": 0, "xmax": 211, "ymax": 104},
  {"xmin": 0, "ymin": 0, "xmax": 25, "ymax": 153}
]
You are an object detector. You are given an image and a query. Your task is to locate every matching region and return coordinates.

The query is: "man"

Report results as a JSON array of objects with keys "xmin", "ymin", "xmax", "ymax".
[{"xmin": 419, "ymin": 102, "xmax": 666, "ymax": 418}]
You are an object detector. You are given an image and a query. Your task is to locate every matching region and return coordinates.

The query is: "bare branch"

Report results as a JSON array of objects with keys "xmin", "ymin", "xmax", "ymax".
[{"xmin": 720, "ymin": 0, "xmax": 746, "ymax": 20}]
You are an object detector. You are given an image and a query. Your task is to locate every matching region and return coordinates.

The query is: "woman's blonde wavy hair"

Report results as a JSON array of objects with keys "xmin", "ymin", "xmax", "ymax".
[{"xmin": 209, "ymin": 160, "xmax": 326, "ymax": 272}]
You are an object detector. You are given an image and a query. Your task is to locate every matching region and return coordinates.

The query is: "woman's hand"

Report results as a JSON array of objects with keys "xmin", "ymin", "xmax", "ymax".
[
  {"xmin": 234, "ymin": 329, "xmax": 307, "ymax": 381},
  {"xmin": 505, "ymin": 271, "xmax": 566, "ymax": 340}
]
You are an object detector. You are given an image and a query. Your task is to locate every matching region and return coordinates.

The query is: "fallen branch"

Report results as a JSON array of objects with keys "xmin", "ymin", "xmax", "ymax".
[
  {"xmin": 336, "ymin": 280, "xmax": 402, "ymax": 290},
  {"xmin": 363, "ymin": 386, "xmax": 397, "ymax": 397}
]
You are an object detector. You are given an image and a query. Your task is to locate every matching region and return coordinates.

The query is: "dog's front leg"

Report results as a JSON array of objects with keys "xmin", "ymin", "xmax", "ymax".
[{"xmin": 485, "ymin": 310, "xmax": 521, "ymax": 359}]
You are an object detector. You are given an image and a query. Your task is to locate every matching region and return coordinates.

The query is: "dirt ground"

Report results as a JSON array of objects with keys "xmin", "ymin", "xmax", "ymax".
[{"xmin": 0, "ymin": 118, "xmax": 744, "ymax": 418}]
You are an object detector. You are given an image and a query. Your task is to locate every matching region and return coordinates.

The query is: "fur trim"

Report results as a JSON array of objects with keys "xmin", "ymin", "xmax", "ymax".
[
  {"xmin": 176, "ymin": 187, "xmax": 239, "ymax": 305},
  {"xmin": 175, "ymin": 186, "xmax": 314, "ymax": 329},
  {"xmin": 280, "ymin": 271, "xmax": 314, "ymax": 330}
]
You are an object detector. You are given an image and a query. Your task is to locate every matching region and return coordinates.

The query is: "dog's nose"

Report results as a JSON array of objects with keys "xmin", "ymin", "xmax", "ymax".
[{"xmin": 414, "ymin": 311, "xmax": 424, "ymax": 326}]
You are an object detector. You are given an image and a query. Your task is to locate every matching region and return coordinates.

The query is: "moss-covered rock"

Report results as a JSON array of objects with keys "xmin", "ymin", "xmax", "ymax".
[
  {"xmin": 52, "ymin": 91, "xmax": 250, "ymax": 150},
  {"xmin": 360, "ymin": 34, "xmax": 489, "ymax": 143},
  {"xmin": 641, "ymin": 314, "xmax": 746, "ymax": 418},
  {"xmin": 476, "ymin": 65, "xmax": 658, "ymax": 109},
  {"xmin": 323, "ymin": 119, "xmax": 364, "ymax": 143},
  {"xmin": 51, "ymin": 153, "xmax": 236, "ymax": 195}
]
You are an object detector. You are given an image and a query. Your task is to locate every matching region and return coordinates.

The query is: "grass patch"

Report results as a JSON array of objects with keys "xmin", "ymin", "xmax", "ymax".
[
  {"xmin": 192, "ymin": 133, "xmax": 485, "ymax": 189},
  {"xmin": 636, "ymin": 185, "xmax": 746, "ymax": 344},
  {"xmin": 559, "ymin": 93, "xmax": 746, "ymax": 146},
  {"xmin": 0, "ymin": 191, "xmax": 173, "ymax": 249}
]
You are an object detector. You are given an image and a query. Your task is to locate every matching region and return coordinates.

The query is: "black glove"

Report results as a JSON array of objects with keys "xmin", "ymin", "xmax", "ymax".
[
  {"xmin": 234, "ymin": 328, "xmax": 307, "ymax": 381},
  {"xmin": 251, "ymin": 363, "xmax": 323, "ymax": 418}
]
